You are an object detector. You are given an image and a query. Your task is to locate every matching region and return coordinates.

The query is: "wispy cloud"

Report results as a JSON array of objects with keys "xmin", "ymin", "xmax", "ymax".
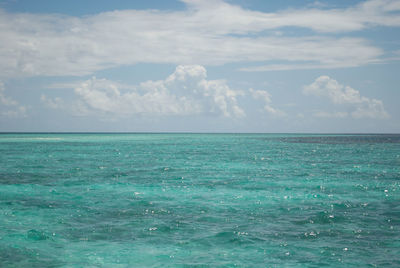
[
  {"xmin": 0, "ymin": 0, "xmax": 399, "ymax": 78},
  {"xmin": 239, "ymin": 57, "xmax": 381, "ymax": 72},
  {"xmin": 0, "ymin": 82, "xmax": 27, "ymax": 118},
  {"xmin": 313, "ymin": 111, "xmax": 348, "ymax": 118},
  {"xmin": 41, "ymin": 95, "xmax": 64, "ymax": 109},
  {"xmin": 182, "ymin": 0, "xmax": 400, "ymax": 33}
]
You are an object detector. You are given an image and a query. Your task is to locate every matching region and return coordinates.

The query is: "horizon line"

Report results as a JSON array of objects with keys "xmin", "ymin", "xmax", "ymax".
[{"xmin": 0, "ymin": 132, "xmax": 399, "ymax": 135}]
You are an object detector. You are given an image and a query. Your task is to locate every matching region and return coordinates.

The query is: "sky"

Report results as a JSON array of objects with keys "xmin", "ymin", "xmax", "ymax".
[{"xmin": 0, "ymin": 0, "xmax": 399, "ymax": 133}]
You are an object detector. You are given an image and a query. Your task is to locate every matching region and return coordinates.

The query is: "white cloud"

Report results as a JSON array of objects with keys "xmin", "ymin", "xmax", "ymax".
[
  {"xmin": 249, "ymin": 88, "xmax": 285, "ymax": 117},
  {"xmin": 183, "ymin": 0, "xmax": 400, "ymax": 33},
  {"xmin": 313, "ymin": 111, "xmax": 348, "ymax": 118},
  {"xmin": 0, "ymin": 82, "xmax": 27, "ymax": 118},
  {"xmin": 239, "ymin": 60, "xmax": 377, "ymax": 72},
  {"xmin": 296, "ymin": 113, "xmax": 305, "ymax": 118},
  {"xmin": 0, "ymin": 84, "xmax": 18, "ymax": 107},
  {"xmin": 303, "ymin": 76, "xmax": 389, "ymax": 119},
  {"xmin": 68, "ymin": 65, "xmax": 245, "ymax": 118},
  {"xmin": 41, "ymin": 95, "xmax": 64, "ymax": 109},
  {"xmin": 45, "ymin": 82, "xmax": 85, "ymax": 89},
  {"xmin": 1, "ymin": 0, "xmax": 398, "ymax": 78}
]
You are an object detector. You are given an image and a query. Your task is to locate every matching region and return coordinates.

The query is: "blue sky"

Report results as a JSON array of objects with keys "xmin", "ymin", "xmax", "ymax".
[{"xmin": 0, "ymin": 0, "xmax": 399, "ymax": 132}]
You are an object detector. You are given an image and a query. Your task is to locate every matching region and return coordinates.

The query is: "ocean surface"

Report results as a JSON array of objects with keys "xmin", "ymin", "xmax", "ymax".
[{"xmin": 0, "ymin": 133, "xmax": 399, "ymax": 267}]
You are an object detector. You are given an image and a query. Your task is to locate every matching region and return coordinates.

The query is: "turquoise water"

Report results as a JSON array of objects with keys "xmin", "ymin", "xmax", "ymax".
[{"xmin": 0, "ymin": 133, "xmax": 399, "ymax": 267}]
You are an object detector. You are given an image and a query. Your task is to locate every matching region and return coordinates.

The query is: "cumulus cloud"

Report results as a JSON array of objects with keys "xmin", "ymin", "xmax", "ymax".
[
  {"xmin": 1, "ymin": 0, "xmax": 399, "ymax": 78},
  {"xmin": 249, "ymin": 88, "xmax": 285, "ymax": 117},
  {"xmin": 303, "ymin": 76, "xmax": 389, "ymax": 119},
  {"xmin": 0, "ymin": 82, "xmax": 27, "ymax": 118},
  {"xmin": 68, "ymin": 65, "xmax": 245, "ymax": 118}
]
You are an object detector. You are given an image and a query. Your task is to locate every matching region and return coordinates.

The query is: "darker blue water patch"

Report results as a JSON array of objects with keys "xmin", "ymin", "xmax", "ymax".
[
  {"xmin": 27, "ymin": 230, "xmax": 49, "ymax": 241},
  {"xmin": 0, "ymin": 245, "xmax": 64, "ymax": 267},
  {"xmin": 280, "ymin": 134, "xmax": 400, "ymax": 144}
]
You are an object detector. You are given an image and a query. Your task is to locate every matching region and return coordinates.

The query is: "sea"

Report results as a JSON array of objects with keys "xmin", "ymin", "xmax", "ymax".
[{"xmin": 0, "ymin": 133, "xmax": 399, "ymax": 267}]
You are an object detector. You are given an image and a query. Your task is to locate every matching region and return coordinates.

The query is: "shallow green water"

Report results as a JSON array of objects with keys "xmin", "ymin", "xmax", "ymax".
[{"xmin": 0, "ymin": 133, "xmax": 399, "ymax": 267}]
